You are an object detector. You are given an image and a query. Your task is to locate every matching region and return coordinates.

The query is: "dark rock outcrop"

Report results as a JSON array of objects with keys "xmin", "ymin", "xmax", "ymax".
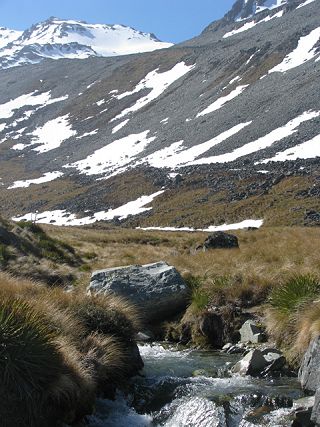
[{"xmin": 202, "ymin": 231, "xmax": 239, "ymax": 250}]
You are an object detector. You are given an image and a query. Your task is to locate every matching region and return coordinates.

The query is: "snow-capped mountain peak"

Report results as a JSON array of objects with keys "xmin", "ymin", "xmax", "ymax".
[
  {"xmin": 0, "ymin": 27, "xmax": 23, "ymax": 49},
  {"xmin": 0, "ymin": 18, "xmax": 173, "ymax": 69}
]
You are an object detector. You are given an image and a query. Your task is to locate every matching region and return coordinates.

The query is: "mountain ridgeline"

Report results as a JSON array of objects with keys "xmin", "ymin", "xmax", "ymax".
[{"xmin": 0, "ymin": 0, "xmax": 319, "ymax": 229}]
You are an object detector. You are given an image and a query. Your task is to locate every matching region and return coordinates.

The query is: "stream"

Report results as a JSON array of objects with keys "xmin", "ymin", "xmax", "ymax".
[{"xmin": 87, "ymin": 343, "xmax": 303, "ymax": 426}]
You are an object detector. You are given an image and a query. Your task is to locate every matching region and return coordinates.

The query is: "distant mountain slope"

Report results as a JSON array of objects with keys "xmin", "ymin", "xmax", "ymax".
[
  {"xmin": 0, "ymin": 17, "xmax": 173, "ymax": 69},
  {"xmin": 0, "ymin": 0, "xmax": 319, "ymax": 228}
]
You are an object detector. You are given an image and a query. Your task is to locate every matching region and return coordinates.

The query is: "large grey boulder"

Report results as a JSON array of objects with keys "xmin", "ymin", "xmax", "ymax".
[
  {"xmin": 299, "ymin": 336, "xmax": 320, "ymax": 393},
  {"xmin": 240, "ymin": 320, "xmax": 266, "ymax": 344},
  {"xmin": 88, "ymin": 261, "xmax": 188, "ymax": 323}
]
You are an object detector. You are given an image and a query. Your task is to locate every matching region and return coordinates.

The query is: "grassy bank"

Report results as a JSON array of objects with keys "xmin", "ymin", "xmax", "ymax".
[
  {"xmin": 43, "ymin": 224, "xmax": 320, "ymax": 360},
  {"xmin": 0, "ymin": 218, "xmax": 82, "ymax": 285}
]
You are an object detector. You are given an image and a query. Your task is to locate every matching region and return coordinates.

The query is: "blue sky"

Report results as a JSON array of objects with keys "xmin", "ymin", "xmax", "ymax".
[{"xmin": 0, "ymin": 0, "xmax": 235, "ymax": 43}]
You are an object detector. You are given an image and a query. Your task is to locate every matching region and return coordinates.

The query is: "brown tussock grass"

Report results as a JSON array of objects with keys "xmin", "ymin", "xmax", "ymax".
[
  {"xmin": 82, "ymin": 333, "xmax": 127, "ymax": 391},
  {"xmin": 0, "ymin": 270, "xmax": 143, "ymax": 426},
  {"xmin": 293, "ymin": 301, "xmax": 320, "ymax": 360}
]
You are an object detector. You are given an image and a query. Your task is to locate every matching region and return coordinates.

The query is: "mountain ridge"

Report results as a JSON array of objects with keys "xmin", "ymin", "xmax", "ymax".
[
  {"xmin": 0, "ymin": 0, "xmax": 319, "ymax": 228},
  {"xmin": 0, "ymin": 17, "xmax": 173, "ymax": 69}
]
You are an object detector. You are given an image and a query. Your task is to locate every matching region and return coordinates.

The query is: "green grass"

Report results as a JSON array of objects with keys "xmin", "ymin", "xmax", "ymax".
[{"xmin": 269, "ymin": 275, "xmax": 320, "ymax": 314}]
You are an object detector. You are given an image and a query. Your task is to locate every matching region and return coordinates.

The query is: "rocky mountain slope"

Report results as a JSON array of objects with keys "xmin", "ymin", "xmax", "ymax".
[
  {"xmin": 0, "ymin": 17, "xmax": 172, "ymax": 69},
  {"xmin": 0, "ymin": 0, "xmax": 319, "ymax": 228}
]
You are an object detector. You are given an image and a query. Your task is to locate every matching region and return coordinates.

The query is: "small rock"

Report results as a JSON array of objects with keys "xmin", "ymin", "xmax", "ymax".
[
  {"xmin": 240, "ymin": 320, "xmax": 266, "ymax": 344},
  {"xmin": 192, "ymin": 369, "xmax": 208, "ymax": 377},
  {"xmin": 136, "ymin": 331, "xmax": 153, "ymax": 342},
  {"xmin": 222, "ymin": 343, "xmax": 233, "ymax": 352},
  {"xmin": 232, "ymin": 349, "xmax": 268, "ymax": 376},
  {"xmin": 293, "ymin": 396, "xmax": 315, "ymax": 411}
]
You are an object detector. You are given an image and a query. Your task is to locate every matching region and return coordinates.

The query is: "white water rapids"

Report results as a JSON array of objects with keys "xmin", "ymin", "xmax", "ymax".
[{"xmin": 86, "ymin": 343, "xmax": 303, "ymax": 426}]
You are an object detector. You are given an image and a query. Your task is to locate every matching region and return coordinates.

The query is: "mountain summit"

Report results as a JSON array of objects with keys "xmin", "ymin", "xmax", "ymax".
[{"xmin": 0, "ymin": 18, "xmax": 173, "ymax": 69}]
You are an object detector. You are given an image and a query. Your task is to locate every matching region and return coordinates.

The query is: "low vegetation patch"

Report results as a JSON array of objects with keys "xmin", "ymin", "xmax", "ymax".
[{"xmin": 0, "ymin": 218, "xmax": 83, "ymax": 285}]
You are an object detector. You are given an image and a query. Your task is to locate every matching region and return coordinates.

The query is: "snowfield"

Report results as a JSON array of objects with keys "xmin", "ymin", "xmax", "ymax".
[
  {"xmin": 12, "ymin": 190, "xmax": 165, "ymax": 226},
  {"xmin": 0, "ymin": 18, "xmax": 173, "ymax": 69},
  {"xmin": 196, "ymin": 85, "xmax": 249, "ymax": 117},
  {"xmin": 269, "ymin": 27, "xmax": 320, "ymax": 73},
  {"xmin": 13, "ymin": 115, "xmax": 76, "ymax": 153},
  {"xmin": 0, "ymin": 91, "xmax": 68, "ymax": 120},
  {"xmin": 138, "ymin": 219, "xmax": 264, "ymax": 232},
  {"xmin": 144, "ymin": 122, "xmax": 252, "ymax": 169},
  {"xmin": 8, "ymin": 171, "xmax": 63, "ymax": 189},
  {"xmin": 111, "ymin": 62, "xmax": 195, "ymax": 121},
  {"xmin": 66, "ymin": 131, "xmax": 156, "ymax": 177},
  {"xmin": 188, "ymin": 110, "xmax": 320, "ymax": 165},
  {"xmin": 224, "ymin": 11, "xmax": 283, "ymax": 38},
  {"xmin": 261, "ymin": 133, "xmax": 320, "ymax": 162}
]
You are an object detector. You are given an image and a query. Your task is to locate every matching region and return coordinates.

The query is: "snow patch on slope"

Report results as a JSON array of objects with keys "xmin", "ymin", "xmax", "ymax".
[
  {"xmin": 297, "ymin": 0, "xmax": 317, "ymax": 8},
  {"xmin": 112, "ymin": 119, "xmax": 129, "ymax": 134},
  {"xmin": 269, "ymin": 27, "xmax": 320, "ymax": 73},
  {"xmin": 188, "ymin": 110, "xmax": 320, "ymax": 165},
  {"xmin": 112, "ymin": 62, "xmax": 195, "ymax": 121},
  {"xmin": 197, "ymin": 85, "xmax": 249, "ymax": 117},
  {"xmin": 13, "ymin": 115, "xmax": 76, "ymax": 153},
  {"xmin": 12, "ymin": 190, "xmax": 164, "ymax": 226},
  {"xmin": 224, "ymin": 11, "xmax": 283, "ymax": 38},
  {"xmin": 67, "ymin": 130, "xmax": 156, "ymax": 177},
  {"xmin": 8, "ymin": 171, "xmax": 63, "ymax": 189},
  {"xmin": 76, "ymin": 130, "xmax": 98, "ymax": 139},
  {"xmin": 0, "ymin": 91, "xmax": 68, "ymax": 120},
  {"xmin": 0, "ymin": 28, "xmax": 22, "ymax": 48},
  {"xmin": 138, "ymin": 219, "xmax": 264, "ymax": 232},
  {"xmin": 144, "ymin": 122, "xmax": 252, "ymax": 169},
  {"xmin": 261, "ymin": 133, "xmax": 320, "ymax": 162}
]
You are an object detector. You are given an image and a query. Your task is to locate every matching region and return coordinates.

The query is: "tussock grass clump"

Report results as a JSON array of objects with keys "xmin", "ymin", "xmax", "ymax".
[
  {"xmin": 0, "ymin": 297, "xmax": 94, "ymax": 427},
  {"xmin": 294, "ymin": 301, "xmax": 320, "ymax": 358},
  {"xmin": 269, "ymin": 275, "xmax": 320, "ymax": 314},
  {"xmin": 185, "ymin": 273, "xmax": 271, "ymax": 312},
  {"xmin": 0, "ymin": 272, "xmax": 143, "ymax": 426},
  {"xmin": 82, "ymin": 333, "xmax": 126, "ymax": 396},
  {"xmin": 266, "ymin": 275, "xmax": 320, "ymax": 364}
]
